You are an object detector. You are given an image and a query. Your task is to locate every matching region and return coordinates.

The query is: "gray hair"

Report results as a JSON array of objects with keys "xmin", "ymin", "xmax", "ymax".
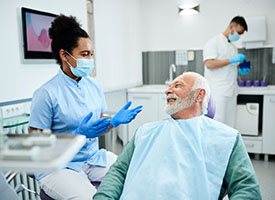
[{"xmin": 183, "ymin": 72, "xmax": 210, "ymax": 114}]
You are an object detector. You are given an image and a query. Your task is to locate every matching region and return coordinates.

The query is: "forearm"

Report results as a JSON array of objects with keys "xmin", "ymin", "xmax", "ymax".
[
  {"xmin": 28, "ymin": 127, "xmax": 43, "ymax": 133},
  {"xmin": 223, "ymin": 134, "xmax": 261, "ymax": 199},
  {"xmin": 204, "ymin": 59, "xmax": 230, "ymax": 69},
  {"xmin": 93, "ymin": 137, "xmax": 135, "ymax": 199}
]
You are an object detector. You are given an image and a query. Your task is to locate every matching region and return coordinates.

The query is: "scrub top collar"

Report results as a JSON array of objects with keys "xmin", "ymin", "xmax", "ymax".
[
  {"xmin": 58, "ymin": 69, "xmax": 86, "ymax": 88},
  {"xmin": 220, "ymin": 33, "xmax": 229, "ymax": 43}
]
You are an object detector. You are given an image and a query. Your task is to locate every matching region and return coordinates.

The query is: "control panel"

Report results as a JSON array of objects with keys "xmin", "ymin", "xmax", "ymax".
[{"xmin": 0, "ymin": 101, "xmax": 31, "ymax": 134}]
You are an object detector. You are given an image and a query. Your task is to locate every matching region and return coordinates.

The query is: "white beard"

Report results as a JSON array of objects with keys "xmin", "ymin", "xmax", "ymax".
[{"xmin": 165, "ymin": 92, "xmax": 196, "ymax": 115}]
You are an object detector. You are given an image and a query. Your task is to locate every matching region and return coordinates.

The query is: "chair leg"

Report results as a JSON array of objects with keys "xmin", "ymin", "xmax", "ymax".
[{"xmin": 14, "ymin": 183, "xmax": 39, "ymax": 196}]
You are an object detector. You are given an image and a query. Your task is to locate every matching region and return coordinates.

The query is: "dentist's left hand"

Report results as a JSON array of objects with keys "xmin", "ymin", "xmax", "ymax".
[
  {"xmin": 111, "ymin": 101, "xmax": 143, "ymax": 127},
  {"xmin": 238, "ymin": 67, "xmax": 251, "ymax": 75},
  {"xmin": 74, "ymin": 112, "xmax": 111, "ymax": 138}
]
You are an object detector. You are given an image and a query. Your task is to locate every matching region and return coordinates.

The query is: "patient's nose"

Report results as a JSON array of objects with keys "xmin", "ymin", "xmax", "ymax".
[
  {"xmin": 165, "ymin": 86, "xmax": 174, "ymax": 95},
  {"xmin": 165, "ymin": 89, "xmax": 170, "ymax": 95}
]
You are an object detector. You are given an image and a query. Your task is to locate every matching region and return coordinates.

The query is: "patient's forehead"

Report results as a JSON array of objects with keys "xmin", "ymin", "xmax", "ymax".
[{"xmin": 176, "ymin": 74, "xmax": 195, "ymax": 87}]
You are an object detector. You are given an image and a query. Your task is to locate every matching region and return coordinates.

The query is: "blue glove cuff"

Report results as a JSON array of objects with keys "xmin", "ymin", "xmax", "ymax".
[
  {"xmin": 229, "ymin": 58, "xmax": 234, "ymax": 64},
  {"xmin": 73, "ymin": 128, "xmax": 84, "ymax": 135},
  {"xmin": 229, "ymin": 54, "xmax": 246, "ymax": 64},
  {"xmin": 229, "ymin": 58, "xmax": 237, "ymax": 64}
]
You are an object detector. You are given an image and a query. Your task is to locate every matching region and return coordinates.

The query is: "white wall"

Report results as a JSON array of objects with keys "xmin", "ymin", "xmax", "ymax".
[
  {"xmin": 93, "ymin": 0, "xmax": 142, "ymax": 92},
  {"xmin": 0, "ymin": 0, "xmax": 87, "ymax": 102},
  {"xmin": 2, "ymin": 0, "xmax": 274, "ymax": 101},
  {"xmin": 140, "ymin": 0, "xmax": 275, "ymax": 51}
]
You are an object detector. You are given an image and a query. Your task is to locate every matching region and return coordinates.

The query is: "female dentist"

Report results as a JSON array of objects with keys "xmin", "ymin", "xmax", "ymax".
[{"xmin": 29, "ymin": 14, "xmax": 142, "ymax": 200}]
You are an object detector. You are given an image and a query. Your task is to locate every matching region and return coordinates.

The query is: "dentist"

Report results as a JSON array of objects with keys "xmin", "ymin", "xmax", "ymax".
[
  {"xmin": 203, "ymin": 16, "xmax": 248, "ymax": 127},
  {"xmin": 29, "ymin": 14, "xmax": 142, "ymax": 200}
]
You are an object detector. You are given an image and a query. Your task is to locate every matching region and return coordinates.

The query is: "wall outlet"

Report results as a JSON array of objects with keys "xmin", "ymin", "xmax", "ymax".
[
  {"xmin": 1, "ymin": 103, "xmax": 25, "ymax": 118},
  {"xmin": 188, "ymin": 51, "xmax": 195, "ymax": 61}
]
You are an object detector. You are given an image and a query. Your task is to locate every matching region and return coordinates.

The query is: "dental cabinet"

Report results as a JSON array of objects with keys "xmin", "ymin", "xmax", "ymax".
[
  {"xmin": 237, "ymin": 86, "xmax": 275, "ymax": 160},
  {"xmin": 128, "ymin": 85, "xmax": 275, "ymax": 160}
]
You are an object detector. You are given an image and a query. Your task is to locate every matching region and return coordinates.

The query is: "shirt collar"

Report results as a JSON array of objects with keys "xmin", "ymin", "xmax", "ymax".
[
  {"xmin": 58, "ymin": 69, "xmax": 85, "ymax": 88},
  {"xmin": 220, "ymin": 33, "xmax": 229, "ymax": 42}
]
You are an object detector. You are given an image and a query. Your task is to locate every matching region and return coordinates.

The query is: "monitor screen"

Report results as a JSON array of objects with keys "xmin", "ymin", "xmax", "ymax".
[{"xmin": 21, "ymin": 7, "xmax": 57, "ymax": 59}]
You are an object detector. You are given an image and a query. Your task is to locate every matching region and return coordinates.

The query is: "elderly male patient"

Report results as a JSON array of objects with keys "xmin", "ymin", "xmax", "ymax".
[{"xmin": 93, "ymin": 72, "xmax": 261, "ymax": 200}]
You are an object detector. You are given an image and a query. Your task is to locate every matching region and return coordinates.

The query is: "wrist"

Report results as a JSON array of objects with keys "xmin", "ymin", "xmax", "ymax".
[
  {"xmin": 111, "ymin": 118, "xmax": 119, "ymax": 127},
  {"xmin": 73, "ymin": 128, "xmax": 81, "ymax": 134},
  {"xmin": 229, "ymin": 58, "xmax": 237, "ymax": 64}
]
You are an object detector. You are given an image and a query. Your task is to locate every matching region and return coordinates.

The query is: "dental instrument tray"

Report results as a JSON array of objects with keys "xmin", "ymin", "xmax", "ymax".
[
  {"xmin": 0, "ymin": 134, "xmax": 56, "ymax": 161},
  {"xmin": 0, "ymin": 145, "xmax": 40, "ymax": 161},
  {"xmin": 6, "ymin": 133, "xmax": 57, "ymax": 147},
  {"xmin": 22, "ymin": 134, "xmax": 56, "ymax": 146}
]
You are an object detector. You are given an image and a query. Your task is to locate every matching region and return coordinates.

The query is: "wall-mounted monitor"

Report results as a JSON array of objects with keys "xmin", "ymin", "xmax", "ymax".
[{"xmin": 21, "ymin": 7, "xmax": 57, "ymax": 59}]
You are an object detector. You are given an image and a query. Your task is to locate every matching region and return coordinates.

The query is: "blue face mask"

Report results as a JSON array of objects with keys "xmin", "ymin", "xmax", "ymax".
[
  {"xmin": 229, "ymin": 31, "xmax": 240, "ymax": 42},
  {"xmin": 66, "ymin": 52, "xmax": 94, "ymax": 77}
]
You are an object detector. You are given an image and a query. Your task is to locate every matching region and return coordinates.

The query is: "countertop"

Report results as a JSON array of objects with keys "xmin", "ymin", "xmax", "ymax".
[
  {"xmin": 127, "ymin": 84, "xmax": 275, "ymax": 95},
  {"xmin": 238, "ymin": 85, "xmax": 275, "ymax": 95}
]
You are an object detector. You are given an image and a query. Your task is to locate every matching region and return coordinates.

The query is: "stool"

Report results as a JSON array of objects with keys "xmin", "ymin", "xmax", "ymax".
[
  {"xmin": 39, "ymin": 181, "xmax": 101, "ymax": 200},
  {"xmin": 40, "ymin": 189, "xmax": 54, "ymax": 200}
]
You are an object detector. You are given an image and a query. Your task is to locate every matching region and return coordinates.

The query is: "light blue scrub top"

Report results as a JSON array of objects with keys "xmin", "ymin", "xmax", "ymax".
[{"xmin": 29, "ymin": 70, "xmax": 107, "ymax": 180}]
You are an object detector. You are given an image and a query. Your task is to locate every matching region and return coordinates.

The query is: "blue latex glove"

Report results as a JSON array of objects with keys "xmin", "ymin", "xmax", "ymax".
[
  {"xmin": 74, "ymin": 112, "xmax": 111, "ymax": 138},
  {"xmin": 229, "ymin": 53, "xmax": 246, "ymax": 64},
  {"xmin": 238, "ymin": 67, "xmax": 251, "ymax": 75},
  {"xmin": 111, "ymin": 101, "xmax": 143, "ymax": 127},
  {"xmin": 239, "ymin": 60, "xmax": 251, "ymax": 69}
]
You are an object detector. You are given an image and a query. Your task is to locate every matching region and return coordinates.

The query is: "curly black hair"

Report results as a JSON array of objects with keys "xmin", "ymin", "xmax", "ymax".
[{"xmin": 48, "ymin": 14, "xmax": 89, "ymax": 65}]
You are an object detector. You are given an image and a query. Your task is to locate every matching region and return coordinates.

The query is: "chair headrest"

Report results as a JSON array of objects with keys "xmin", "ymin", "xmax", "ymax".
[{"xmin": 205, "ymin": 95, "xmax": 215, "ymax": 119}]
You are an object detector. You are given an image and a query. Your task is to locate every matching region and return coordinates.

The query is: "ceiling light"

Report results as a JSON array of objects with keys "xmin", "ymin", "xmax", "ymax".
[{"xmin": 179, "ymin": 3, "xmax": 200, "ymax": 16}]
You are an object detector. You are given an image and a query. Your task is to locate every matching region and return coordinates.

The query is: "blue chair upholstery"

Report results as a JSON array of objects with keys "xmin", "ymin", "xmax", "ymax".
[{"xmin": 205, "ymin": 95, "xmax": 215, "ymax": 119}]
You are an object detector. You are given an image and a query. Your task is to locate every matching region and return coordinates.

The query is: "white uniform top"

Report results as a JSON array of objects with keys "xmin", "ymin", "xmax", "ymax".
[{"xmin": 203, "ymin": 33, "xmax": 238, "ymax": 97}]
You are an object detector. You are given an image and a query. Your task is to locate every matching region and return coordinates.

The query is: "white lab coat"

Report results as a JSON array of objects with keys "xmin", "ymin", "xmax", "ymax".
[{"xmin": 203, "ymin": 33, "xmax": 238, "ymax": 127}]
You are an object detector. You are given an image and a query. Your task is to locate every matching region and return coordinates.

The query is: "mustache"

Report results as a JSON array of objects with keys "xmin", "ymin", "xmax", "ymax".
[{"xmin": 166, "ymin": 93, "xmax": 179, "ymax": 100}]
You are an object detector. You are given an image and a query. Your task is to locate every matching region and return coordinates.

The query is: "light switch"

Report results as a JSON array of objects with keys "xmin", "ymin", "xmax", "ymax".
[{"xmin": 188, "ymin": 51, "xmax": 195, "ymax": 61}]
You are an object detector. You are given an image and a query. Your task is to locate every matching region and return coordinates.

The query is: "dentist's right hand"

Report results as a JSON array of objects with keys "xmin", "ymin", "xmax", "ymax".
[
  {"xmin": 111, "ymin": 101, "xmax": 143, "ymax": 127},
  {"xmin": 229, "ymin": 53, "xmax": 246, "ymax": 64},
  {"xmin": 74, "ymin": 112, "xmax": 111, "ymax": 138}
]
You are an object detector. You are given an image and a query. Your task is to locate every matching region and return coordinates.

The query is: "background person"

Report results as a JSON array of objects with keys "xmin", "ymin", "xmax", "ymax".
[
  {"xmin": 93, "ymin": 72, "xmax": 261, "ymax": 200},
  {"xmin": 29, "ymin": 14, "xmax": 142, "ymax": 200},
  {"xmin": 203, "ymin": 16, "xmax": 248, "ymax": 127}
]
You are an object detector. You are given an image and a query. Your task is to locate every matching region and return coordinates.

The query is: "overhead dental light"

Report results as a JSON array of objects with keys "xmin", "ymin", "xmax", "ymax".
[{"xmin": 178, "ymin": 1, "xmax": 200, "ymax": 16}]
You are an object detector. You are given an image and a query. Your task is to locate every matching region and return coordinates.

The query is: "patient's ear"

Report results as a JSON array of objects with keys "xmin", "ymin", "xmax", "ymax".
[{"xmin": 196, "ymin": 89, "xmax": 206, "ymax": 102}]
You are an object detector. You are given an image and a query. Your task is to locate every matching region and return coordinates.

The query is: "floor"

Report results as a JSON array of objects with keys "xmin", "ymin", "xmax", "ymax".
[{"xmin": 251, "ymin": 154, "xmax": 275, "ymax": 200}]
